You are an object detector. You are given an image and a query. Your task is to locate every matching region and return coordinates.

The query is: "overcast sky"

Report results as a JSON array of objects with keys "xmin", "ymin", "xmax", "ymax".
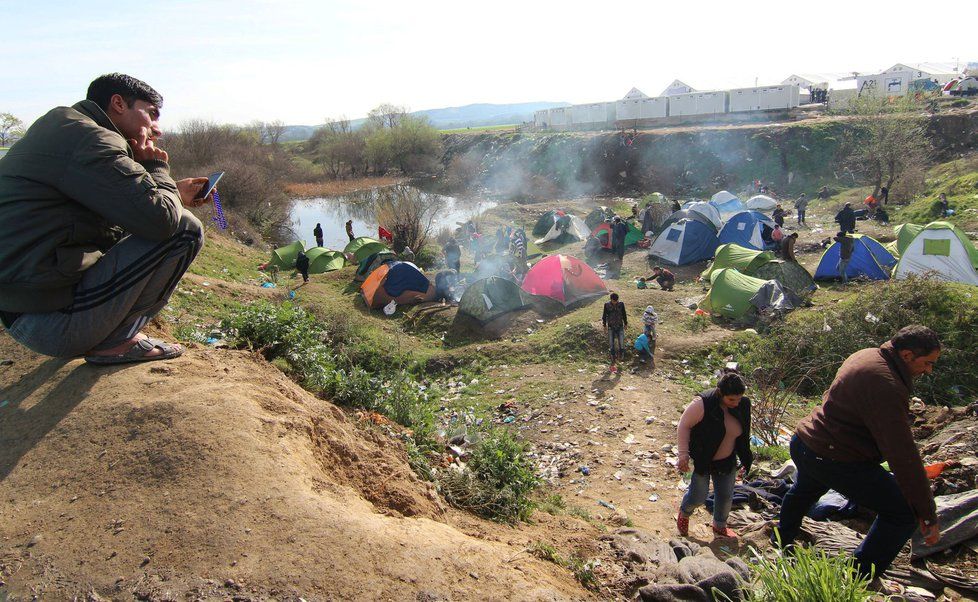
[{"xmin": 3, "ymin": 0, "xmax": 973, "ymax": 130}]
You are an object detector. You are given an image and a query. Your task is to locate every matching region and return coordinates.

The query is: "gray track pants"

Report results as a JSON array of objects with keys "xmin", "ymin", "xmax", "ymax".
[{"xmin": 6, "ymin": 210, "xmax": 203, "ymax": 358}]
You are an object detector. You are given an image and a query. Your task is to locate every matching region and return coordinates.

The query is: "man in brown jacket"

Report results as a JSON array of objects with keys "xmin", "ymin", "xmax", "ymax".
[{"xmin": 775, "ymin": 325, "xmax": 941, "ymax": 578}]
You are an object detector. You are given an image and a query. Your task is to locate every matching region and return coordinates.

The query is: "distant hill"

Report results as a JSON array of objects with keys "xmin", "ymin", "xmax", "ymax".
[{"xmin": 279, "ymin": 101, "xmax": 570, "ymax": 141}]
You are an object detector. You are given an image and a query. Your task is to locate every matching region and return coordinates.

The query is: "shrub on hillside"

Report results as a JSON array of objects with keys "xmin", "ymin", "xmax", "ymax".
[
  {"xmin": 740, "ymin": 277, "xmax": 978, "ymax": 406},
  {"xmin": 440, "ymin": 429, "xmax": 539, "ymax": 523}
]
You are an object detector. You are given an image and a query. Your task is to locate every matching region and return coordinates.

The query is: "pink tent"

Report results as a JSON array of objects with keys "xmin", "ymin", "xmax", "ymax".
[{"xmin": 520, "ymin": 254, "xmax": 607, "ymax": 305}]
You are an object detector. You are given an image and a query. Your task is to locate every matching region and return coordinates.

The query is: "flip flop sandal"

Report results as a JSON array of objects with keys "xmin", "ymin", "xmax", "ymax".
[{"xmin": 85, "ymin": 337, "xmax": 184, "ymax": 365}]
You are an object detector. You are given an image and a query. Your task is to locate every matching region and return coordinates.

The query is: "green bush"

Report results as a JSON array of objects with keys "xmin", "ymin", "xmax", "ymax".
[
  {"xmin": 737, "ymin": 277, "xmax": 978, "ymax": 406},
  {"xmin": 440, "ymin": 429, "xmax": 539, "ymax": 522},
  {"xmin": 738, "ymin": 543, "xmax": 872, "ymax": 602}
]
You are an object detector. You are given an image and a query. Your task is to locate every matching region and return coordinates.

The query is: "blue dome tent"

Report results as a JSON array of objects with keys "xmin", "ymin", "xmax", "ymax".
[
  {"xmin": 648, "ymin": 214, "xmax": 719, "ymax": 266},
  {"xmin": 814, "ymin": 234, "xmax": 897, "ymax": 281},
  {"xmin": 718, "ymin": 211, "xmax": 776, "ymax": 251}
]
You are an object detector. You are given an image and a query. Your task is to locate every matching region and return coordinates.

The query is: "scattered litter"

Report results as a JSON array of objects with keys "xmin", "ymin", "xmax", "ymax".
[
  {"xmin": 579, "ymin": 466, "xmax": 590, "ymax": 476},
  {"xmin": 865, "ymin": 312, "xmax": 880, "ymax": 324},
  {"xmin": 597, "ymin": 500, "xmax": 616, "ymax": 511},
  {"xmin": 260, "ymin": 282, "xmax": 276, "ymax": 288},
  {"xmin": 613, "ymin": 470, "xmax": 623, "ymax": 481},
  {"xmin": 0, "ymin": 359, "xmax": 13, "ymax": 366},
  {"xmin": 503, "ymin": 415, "xmax": 515, "ymax": 423},
  {"xmin": 0, "ymin": 400, "xmax": 8, "ymax": 409},
  {"xmin": 623, "ymin": 434, "xmax": 636, "ymax": 445},
  {"xmin": 648, "ymin": 494, "xmax": 659, "ymax": 502}
]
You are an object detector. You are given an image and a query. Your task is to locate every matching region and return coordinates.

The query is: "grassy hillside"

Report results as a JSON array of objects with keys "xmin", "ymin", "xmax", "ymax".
[{"xmin": 893, "ymin": 155, "xmax": 978, "ymax": 229}]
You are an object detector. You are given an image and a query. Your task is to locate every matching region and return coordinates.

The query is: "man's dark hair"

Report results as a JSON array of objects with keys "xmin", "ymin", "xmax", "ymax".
[
  {"xmin": 609, "ymin": 292, "xmax": 619, "ymax": 301},
  {"xmin": 717, "ymin": 372, "xmax": 747, "ymax": 396},
  {"xmin": 891, "ymin": 325, "xmax": 941, "ymax": 358},
  {"xmin": 86, "ymin": 73, "xmax": 163, "ymax": 112}
]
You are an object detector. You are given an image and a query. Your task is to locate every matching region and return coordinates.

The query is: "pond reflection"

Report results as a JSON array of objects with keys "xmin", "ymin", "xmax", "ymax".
[{"xmin": 286, "ymin": 184, "xmax": 497, "ymax": 249}]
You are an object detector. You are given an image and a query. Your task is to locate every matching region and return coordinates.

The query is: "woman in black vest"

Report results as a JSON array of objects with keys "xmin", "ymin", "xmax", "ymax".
[{"xmin": 675, "ymin": 372, "xmax": 753, "ymax": 539}]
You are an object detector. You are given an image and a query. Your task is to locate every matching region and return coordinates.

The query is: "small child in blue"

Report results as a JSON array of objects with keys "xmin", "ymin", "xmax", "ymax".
[{"xmin": 635, "ymin": 305, "xmax": 658, "ymax": 367}]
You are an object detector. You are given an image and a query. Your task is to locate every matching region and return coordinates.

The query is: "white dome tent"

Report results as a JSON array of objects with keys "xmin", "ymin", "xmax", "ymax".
[{"xmin": 893, "ymin": 222, "xmax": 978, "ymax": 286}]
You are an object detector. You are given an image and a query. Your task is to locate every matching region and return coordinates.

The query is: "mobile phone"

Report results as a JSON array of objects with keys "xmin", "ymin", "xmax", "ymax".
[{"xmin": 195, "ymin": 171, "xmax": 224, "ymax": 200}]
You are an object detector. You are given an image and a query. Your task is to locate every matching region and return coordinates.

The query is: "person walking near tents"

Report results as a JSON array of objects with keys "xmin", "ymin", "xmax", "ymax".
[
  {"xmin": 794, "ymin": 194, "xmax": 809, "ymax": 226},
  {"xmin": 612, "ymin": 217, "xmax": 628, "ymax": 261},
  {"xmin": 775, "ymin": 325, "xmax": 942, "ymax": 580},
  {"xmin": 650, "ymin": 266, "xmax": 675, "ymax": 291},
  {"xmin": 602, "ymin": 292, "xmax": 627, "ymax": 370},
  {"xmin": 294, "ymin": 250, "xmax": 310, "ymax": 283},
  {"xmin": 676, "ymin": 372, "xmax": 753, "ymax": 539},
  {"xmin": 313, "ymin": 223, "xmax": 324, "ymax": 247},
  {"xmin": 835, "ymin": 232, "xmax": 854, "ymax": 284},
  {"xmin": 772, "ymin": 204, "xmax": 786, "ymax": 228},
  {"xmin": 345, "ymin": 219, "xmax": 355, "ymax": 242},
  {"xmin": 835, "ymin": 202, "xmax": 856, "ymax": 234},
  {"xmin": 443, "ymin": 237, "xmax": 461, "ymax": 272}
]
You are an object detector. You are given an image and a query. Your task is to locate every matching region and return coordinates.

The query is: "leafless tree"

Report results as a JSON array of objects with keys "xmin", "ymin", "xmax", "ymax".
[
  {"xmin": 367, "ymin": 103, "xmax": 408, "ymax": 130},
  {"xmin": 374, "ymin": 186, "xmax": 444, "ymax": 254},
  {"xmin": 843, "ymin": 95, "xmax": 931, "ymax": 200},
  {"xmin": 0, "ymin": 112, "xmax": 24, "ymax": 147}
]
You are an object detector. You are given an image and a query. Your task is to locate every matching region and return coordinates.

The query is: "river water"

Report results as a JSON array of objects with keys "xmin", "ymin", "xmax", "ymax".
[{"xmin": 287, "ymin": 184, "xmax": 497, "ymax": 249}]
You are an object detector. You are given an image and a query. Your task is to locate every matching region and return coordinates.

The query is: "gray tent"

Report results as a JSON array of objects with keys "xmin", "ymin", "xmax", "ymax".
[{"xmin": 749, "ymin": 280, "xmax": 802, "ymax": 316}]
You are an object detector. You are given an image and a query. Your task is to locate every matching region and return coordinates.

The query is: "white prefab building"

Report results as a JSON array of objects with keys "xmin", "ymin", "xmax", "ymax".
[
  {"xmin": 668, "ymin": 91, "xmax": 727, "ymax": 117},
  {"xmin": 728, "ymin": 85, "xmax": 800, "ymax": 112},
  {"xmin": 857, "ymin": 62, "xmax": 961, "ymax": 96},
  {"xmin": 548, "ymin": 107, "xmax": 570, "ymax": 128},
  {"xmin": 616, "ymin": 96, "xmax": 669, "ymax": 120},
  {"xmin": 534, "ymin": 109, "xmax": 550, "ymax": 128},
  {"xmin": 661, "ymin": 80, "xmax": 696, "ymax": 96},
  {"xmin": 570, "ymin": 102, "xmax": 616, "ymax": 126}
]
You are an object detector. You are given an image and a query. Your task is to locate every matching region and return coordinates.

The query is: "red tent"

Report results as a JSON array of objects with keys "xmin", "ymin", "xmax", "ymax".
[{"xmin": 520, "ymin": 255, "xmax": 606, "ymax": 305}]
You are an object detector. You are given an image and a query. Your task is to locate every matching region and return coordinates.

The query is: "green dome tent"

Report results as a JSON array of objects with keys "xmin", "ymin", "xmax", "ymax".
[
  {"xmin": 752, "ymin": 260, "xmax": 817, "ymax": 297},
  {"xmin": 532, "ymin": 209, "xmax": 568, "ymax": 237},
  {"xmin": 893, "ymin": 221, "xmax": 978, "ymax": 286},
  {"xmin": 701, "ymin": 268, "xmax": 769, "ymax": 319},
  {"xmin": 269, "ymin": 240, "xmax": 305, "ymax": 269},
  {"xmin": 624, "ymin": 220, "xmax": 645, "ymax": 246},
  {"xmin": 887, "ymin": 223, "xmax": 925, "ymax": 257},
  {"xmin": 701, "ymin": 243, "xmax": 776, "ymax": 280},
  {"xmin": 344, "ymin": 237, "xmax": 388, "ymax": 264},
  {"xmin": 305, "ymin": 248, "xmax": 346, "ymax": 274},
  {"xmin": 458, "ymin": 277, "xmax": 530, "ymax": 324},
  {"xmin": 355, "ymin": 250, "xmax": 398, "ymax": 282}
]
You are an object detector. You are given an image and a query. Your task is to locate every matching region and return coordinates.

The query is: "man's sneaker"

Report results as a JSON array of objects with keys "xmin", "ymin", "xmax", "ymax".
[
  {"xmin": 712, "ymin": 525, "xmax": 738, "ymax": 539},
  {"xmin": 677, "ymin": 513, "xmax": 689, "ymax": 536}
]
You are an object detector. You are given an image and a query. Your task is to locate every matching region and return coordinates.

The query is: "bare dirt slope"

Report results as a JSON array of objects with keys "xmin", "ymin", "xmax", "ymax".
[{"xmin": 0, "ymin": 339, "xmax": 590, "ymax": 601}]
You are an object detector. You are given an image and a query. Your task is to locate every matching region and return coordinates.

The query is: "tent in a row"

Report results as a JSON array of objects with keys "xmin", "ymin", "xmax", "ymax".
[
  {"xmin": 269, "ymin": 240, "xmax": 305, "ymax": 270},
  {"xmin": 520, "ymin": 254, "xmax": 606, "ymax": 306},
  {"xmin": 590, "ymin": 220, "xmax": 645, "ymax": 249},
  {"xmin": 354, "ymin": 250, "xmax": 397, "ymax": 282},
  {"xmin": 305, "ymin": 248, "xmax": 346, "ymax": 274},
  {"xmin": 532, "ymin": 209, "xmax": 568, "ymax": 237},
  {"xmin": 814, "ymin": 234, "xmax": 896, "ymax": 281},
  {"xmin": 345, "ymin": 236, "xmax": 388, "ymax": 264},
  {"xmin": 680, "ymin": 201, "xmax": 723, "ymax": 231},
  {"xmin": 745, "ymin": 195, "xmax": 778, "ymax": 212},
  {"xmin": 702, "ymin": 243, "xmax": 816, "ymax": 297},
  {"xmin": 893, "ymin": 222, "xmax": 978, "ymax": 286},
  {"xmin": 360, "ymin": 261, "xmax": 435, "ymax": 309},
  {"xmin": 710, "ymin": 191, "xmax": 746, "ymax": 219},
  {"xmin": 648, "ymin": 213, "xmax": 719, "ymax": 266},
  {"xmin": 535, "ymin": 214, "xmax": 591, "ymax": 245},
  {"xmin": 701, "ymin": 268, "xmax": 801, "ymax": 319},
  {"xmin": 718, "ymin": 211, "xmax": 776, "ymax": 251},
  {"xmin": 458, "ymin": 276, "xmax": 530, "ymax": 323}
]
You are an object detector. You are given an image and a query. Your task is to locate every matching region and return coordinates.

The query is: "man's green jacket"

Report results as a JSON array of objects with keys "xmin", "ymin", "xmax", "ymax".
[{"xmin": 0, "ymin": 100, "xmax": 182, "ymax": 313}]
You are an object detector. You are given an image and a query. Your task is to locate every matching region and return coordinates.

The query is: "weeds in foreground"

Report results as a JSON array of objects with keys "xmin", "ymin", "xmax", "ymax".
[
  {"xmin": 440, "ymin": 429, "xmax": 539, "ymax": 523},
  {"xmin": 529, "ymin": 542, "xmax": 600, "ymax": 590},
  {"xmin": 732, "ymin": 543, "xmax": 873, "ymax": 602},
  {"xmin": 222, "ymin": 300, "xmax": 540, "ymax": 522}
]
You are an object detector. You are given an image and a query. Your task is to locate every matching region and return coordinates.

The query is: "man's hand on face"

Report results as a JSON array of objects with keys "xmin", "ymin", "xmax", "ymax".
[
  {"xmin": 920, "ymin": 520, "xmax": 940, "ymax": 546},
  {"xmin": 129, "ymin": 128, "xmax": 169, "ymax": 164},
  {"xmin": 176, "ymin": 177, "xmax": 212, "ymax": 208}
]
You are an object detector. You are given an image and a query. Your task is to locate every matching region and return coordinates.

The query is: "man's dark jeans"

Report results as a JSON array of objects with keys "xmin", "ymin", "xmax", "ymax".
[{"xmin": 776, "ymin": 435, "xmax": 918, "ymax": 578}]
